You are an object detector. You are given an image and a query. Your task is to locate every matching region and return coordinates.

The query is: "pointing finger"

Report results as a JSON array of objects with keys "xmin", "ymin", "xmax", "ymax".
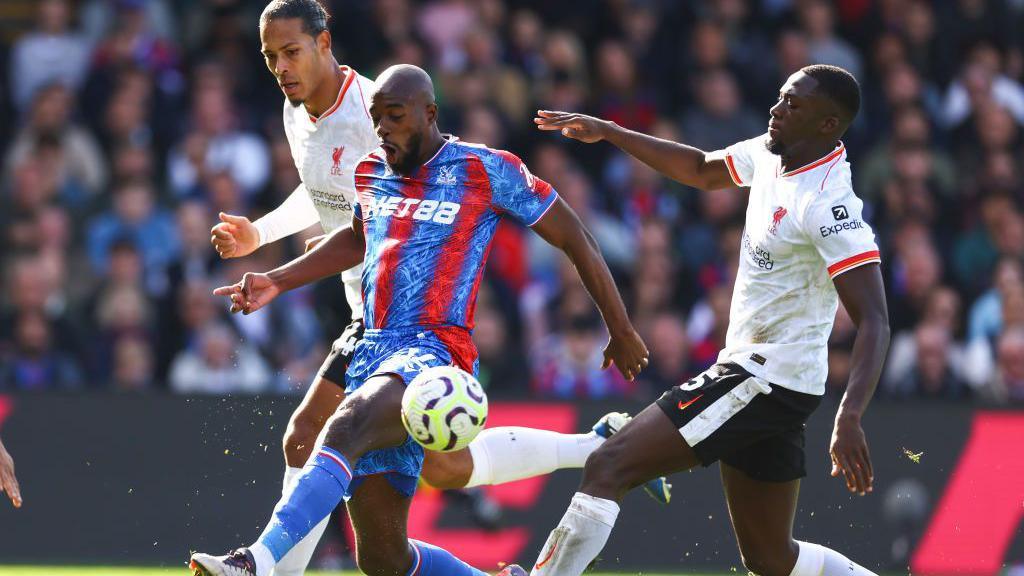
[{"xmin": 213, "ymin": 284, "xmax": 241, "ymax": 296}]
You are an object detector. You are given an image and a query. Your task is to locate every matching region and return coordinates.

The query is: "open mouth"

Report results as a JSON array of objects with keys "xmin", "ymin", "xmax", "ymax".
[
  {"xmin": 381, "ymin": 142, "xmax": 398, "ymax": 162},
  {"xmin": 281, "ymin": 82, "xmax": 299, "ymax": 95}
]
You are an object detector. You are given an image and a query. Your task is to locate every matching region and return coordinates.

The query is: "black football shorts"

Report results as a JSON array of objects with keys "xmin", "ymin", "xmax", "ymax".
[
  {"xmin": 655, "ymin": 362, "xmax": 822, "ymax": 482},
  {"xmin": 317, "ymin": 318, "xmax": 365, "ymax": 386}
]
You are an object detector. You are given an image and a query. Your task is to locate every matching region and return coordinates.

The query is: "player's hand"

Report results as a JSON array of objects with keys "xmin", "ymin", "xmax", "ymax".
[
  {"xmin": 829, "ymin": 413, "xmax": 873, "ymax": 496},
  {"xmin": 0, "ymin": 440, "xmax": 22, "ymax": 508},
  {"xmin": 602, "ymin": 327, "xmax": 649, "ymax": 381},
  {"xmin": 534, "ymin": 110, "xmax": 610, "ymax": 143},
  {"xmin": 304, "ymin": 234, "xmax": 327, "ymax": 253},
  {"xmin": 213, "ymin": 272, "xmax": 280, "ymax": 315},
  {"xmin": 211, "ymin": 212, "xmax": 260, "ymax": 259}
]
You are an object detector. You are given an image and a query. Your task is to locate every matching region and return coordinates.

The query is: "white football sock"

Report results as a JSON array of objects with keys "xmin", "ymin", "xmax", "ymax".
[
  {"xmin": 282, "ymin": 466, "xmax": 302, "ymax": 492},
  {"xmin": 790, "ymin": 541, "xmax": 877, "ymax": 576},
  {"xmin": 274, "ymin": 467, "xmax": 330, "ymax": 576},
  {"xmin": 250, "ymin": 542, "xmax": 275, "ymax": 576},
  {"xmin": 530, "ymin": 492, "xmax": 619, "ymax": 576},
  {"xmin": 464, "ymin": 428, "xmax": 604, "ymax": 488}
]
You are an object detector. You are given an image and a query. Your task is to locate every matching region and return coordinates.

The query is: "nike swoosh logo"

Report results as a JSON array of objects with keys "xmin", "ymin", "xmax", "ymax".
[
  {"xmin": 677, "ymin": 394, "xmax": 703, "ymax": 411},
  {"xmin": 534, "ymin": 530, "xmax": 565, "ymax": 570}
]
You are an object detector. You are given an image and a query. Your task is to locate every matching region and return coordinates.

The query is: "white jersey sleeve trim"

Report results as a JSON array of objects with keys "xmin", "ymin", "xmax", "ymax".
[{"xmin": 253, "ymin": 183, "xmax": 321, "ymax": 246}]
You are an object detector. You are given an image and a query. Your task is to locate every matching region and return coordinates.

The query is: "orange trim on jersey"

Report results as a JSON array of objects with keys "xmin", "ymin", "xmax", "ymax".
[
  {"xmin": 354, "ymin": 74, "xmax": 371, "ymax": 119},
  {"xmin": 309, "ymin": 65, "xmax": 356, "ymax": 124},
  {"xmin": 828, "ymin": 250, "xmax": 881, "ymax": 278},
  {"xmin": 781, "ymin": 142, "xmax": 845, "ymax": 178},
  {"xmin": 725, "ymin": 154, "xmax": 744, "ymax": 186},
  {"xmin": 820, "ymin": 154, "xmax": 843, "ymax": 191}
]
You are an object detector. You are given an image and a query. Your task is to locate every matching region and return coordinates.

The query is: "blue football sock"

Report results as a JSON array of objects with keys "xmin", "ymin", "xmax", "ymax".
[
  {"xmin": 408, "ymin": 539, "xmax": 488, "ymax": 576},
  {"xmin": 256, "ymin": 447, "xmax": 353, "ymax": 562}
]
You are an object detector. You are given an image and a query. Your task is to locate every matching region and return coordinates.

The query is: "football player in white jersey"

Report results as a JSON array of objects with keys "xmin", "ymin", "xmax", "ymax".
[
  {"xmin": 505, "ymin": 65, "xmax": 890, "ymax": 576},
  {"xmin": 208, "ymin": 2, "xmax": 669, "ymax": 574}
]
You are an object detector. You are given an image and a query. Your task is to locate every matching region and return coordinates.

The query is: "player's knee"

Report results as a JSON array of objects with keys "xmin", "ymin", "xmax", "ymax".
[
  {"xmin": 580, "ymin": 443, "xmax": 630, "ymax": 496},
  {"xmin": 322, "ymin": 407, "xmax": 361, "ymax": 452},
  {"xmin": 321, "ymin": 397, "xmax": 383, "ymax": 458},
  {"xmin": 354, "ymin": 541, "xmax": 412, "ymax": 576},
  {"xmin": 420, "ymin": 451, "xmax": 471, "ymax": 490},
  {"xmin": 282, "ymin": 416, "xmax": 320, "ymax": 466}
]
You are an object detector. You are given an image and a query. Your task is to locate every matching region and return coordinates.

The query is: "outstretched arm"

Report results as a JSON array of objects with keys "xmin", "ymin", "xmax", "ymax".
[
  {"xmin": 830, "ymin": 263, "xmax": 890, "ymax": 496},
  {"xmin": 534, "ymin": 110, "xmax": 736, "ymax": 191},
  {"xmin": 531, "ymin": 197, "xmax": 649, "ymax": 380},
  {"xmin": 214, "ymin": 222, "xmax": 365, "ymax": 315},
  {"xmin": 211, "ymin": 183, "xmax": 321, "ymax": 259}
]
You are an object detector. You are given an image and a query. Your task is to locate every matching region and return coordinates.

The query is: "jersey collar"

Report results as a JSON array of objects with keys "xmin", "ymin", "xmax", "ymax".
[
  {"xmin": 308, "ymin": 65, "xmax": 355, "ymax": 124},
  {"xmin": 779, "ymin": 141, "xmax": 845, "ymax": 178},
  {"xmin": 424, "ymin": 134, "xmax": 458, "ymax": 166}
]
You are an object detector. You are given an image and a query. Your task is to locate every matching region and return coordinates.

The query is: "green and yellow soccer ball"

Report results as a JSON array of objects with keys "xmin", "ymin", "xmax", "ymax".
[{"xmin": 401, "ymin": 366, "xmax": 488, "ymax": 452}]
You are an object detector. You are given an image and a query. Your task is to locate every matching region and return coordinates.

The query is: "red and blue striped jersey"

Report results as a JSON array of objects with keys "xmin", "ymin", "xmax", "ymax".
[{"xmin": 352, "ymin": 137, "xmax": 557, "ymax": 331}]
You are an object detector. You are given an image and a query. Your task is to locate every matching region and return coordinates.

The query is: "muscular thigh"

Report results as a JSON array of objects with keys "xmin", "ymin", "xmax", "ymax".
[
  {"xmin": 326, "ymin": 374, "xmax": 409, "ymax": 459},
  {"xmin": 582, "ymin": 403, "xmax": 700, "ymax": 499}
]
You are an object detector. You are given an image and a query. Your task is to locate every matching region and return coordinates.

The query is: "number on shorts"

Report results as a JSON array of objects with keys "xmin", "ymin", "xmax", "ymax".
[{"xmin": 679, "ymin": 371, "xmax": 713, "ymax": 392}]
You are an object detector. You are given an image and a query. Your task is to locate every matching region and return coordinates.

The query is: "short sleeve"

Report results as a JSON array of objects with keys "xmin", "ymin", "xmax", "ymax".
[
  {"xmin": 352, "ymin": 154, "xmax": 381, "ymax": 222},
  {"xmin": 488, "ymin": 151, "xmax": 558, "ymax": 226},
  {"xmin": 802, "ymin": 190, "xmax": 881, "ymax": 279},
  {"xmin": 708, "ymin": 134, "xmax": 765, "ymax": 187}
]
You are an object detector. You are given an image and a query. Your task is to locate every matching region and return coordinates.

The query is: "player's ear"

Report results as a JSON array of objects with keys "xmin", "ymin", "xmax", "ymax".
[
  {"xmin": 316, "ymin": 29, "xmax": 331, "ymax": 54},
  {"xmin": 820, "ymin": 114, "xmax": 840, "ymax": 135},
  {"xmin": 425, "ymin": 102, "xmax": 438, "ymax": 125}
]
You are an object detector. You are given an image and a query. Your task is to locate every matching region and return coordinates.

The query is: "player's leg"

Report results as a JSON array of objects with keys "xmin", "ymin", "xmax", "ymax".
[
  {"xmin": 719, "ymin": 462, "xmax": 801, "ymax": 576},
  {"xmin": 524, "ymin": 363, "xmax": 760, "ymax": 576},
  {"xmin": 346, "ymin": 475, "xmax": 487, "ymax": 576},
  {"xmin": 720, "ymin": 461, "xmax": 878, "ymax": 576},
  {"xmin": 527, "ymin": 403, "xmax": 701, "ymax": 576},
  {"xmin": 721, "ymin": 430, "xmax": 881, "ymax": 576},
  {"xmin": 282, "ymin": 378, "xmax": 346, "ymax": 468},
  {"xmin": 283, "ymin": 319, "xmax": 363, "ymax": 468},
  {"xmin": 421, "ymin": 413, "xmax": 672, "ymax": 503},
  {"xmin": 276, "ymin": 375, "xmax": 344, "ymax": 576},
  {"xmin": 276, "ymin": 320, "xmax": 361, "ymax": 576},
  {"xmin": 190, "ymin": 375, "xmax": 407, "ymax": 576}
]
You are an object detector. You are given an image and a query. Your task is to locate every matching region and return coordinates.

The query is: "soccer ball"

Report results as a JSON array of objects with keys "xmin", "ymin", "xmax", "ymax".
[{"xmin": 401, "ymin": 365, "xmax": 488, "ymax": 452}]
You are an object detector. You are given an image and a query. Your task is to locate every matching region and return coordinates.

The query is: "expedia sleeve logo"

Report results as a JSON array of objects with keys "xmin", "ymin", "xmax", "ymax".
[
  {"xmin": 820, "ymin": 219, "xmax": 865, "ymax": 237},
  {"xmin": 820, "ymin": 204, "xmax": 864, "ymax": 236}
]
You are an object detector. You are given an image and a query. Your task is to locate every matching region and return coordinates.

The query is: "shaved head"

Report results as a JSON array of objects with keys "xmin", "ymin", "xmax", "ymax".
[
  {"xmin": 376, "ymin": 64, "xmax": 435, "ymax": 106},
  {"xmin": 369, "ymin": 64, "xmax": 443, "ymax": 175}
]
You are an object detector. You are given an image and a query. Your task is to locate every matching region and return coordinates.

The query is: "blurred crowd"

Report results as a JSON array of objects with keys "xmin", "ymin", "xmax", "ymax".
[{"xmin": 2, "ymin": 0, "xmax": 1024, "ymax": 404}]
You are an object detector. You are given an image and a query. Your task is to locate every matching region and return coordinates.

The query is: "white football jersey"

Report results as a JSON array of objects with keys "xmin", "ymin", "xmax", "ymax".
[
  {"xmin": 710, "ymin": 135, "xmax": 880, "ymax": 395},
  {"xmin": 281, "ymin": 66, "xmax": 378, "ymax": 317}
]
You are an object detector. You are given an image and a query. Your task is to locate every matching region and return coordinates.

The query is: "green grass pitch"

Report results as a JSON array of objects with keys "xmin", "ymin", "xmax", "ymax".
[{"xmin": 0, "ymin": 568, "xmax": 720, "ymax": 576}]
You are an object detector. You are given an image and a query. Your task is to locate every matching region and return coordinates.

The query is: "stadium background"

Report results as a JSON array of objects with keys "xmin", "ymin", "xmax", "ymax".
[{"xmin": 0, "ymin": 0, "xmax": 1022, "ymax": 574}]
